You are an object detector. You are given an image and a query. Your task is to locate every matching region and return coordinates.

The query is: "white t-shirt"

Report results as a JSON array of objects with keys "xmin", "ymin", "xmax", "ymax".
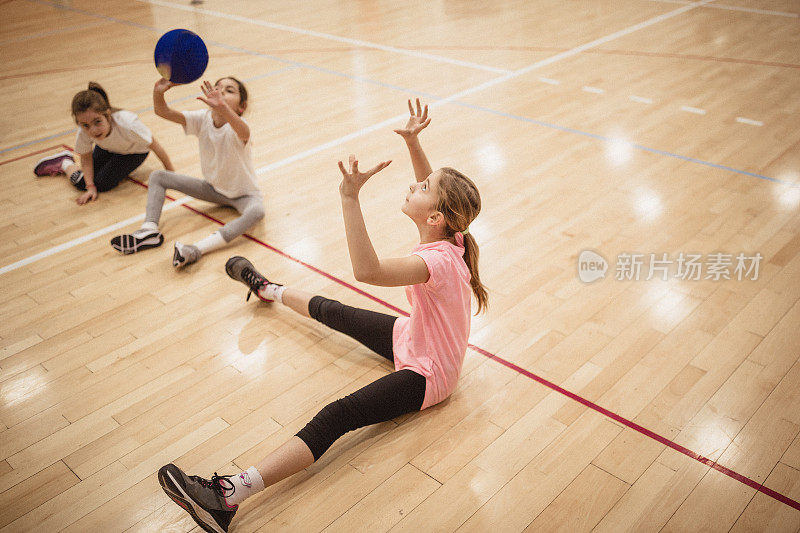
[
  {"xmin": 74, "ymin": 110, "xmax": 152, "ymax": 155},
  {"xmin": 182, "ymin": 109, "xmax": 261, "ymax": 198}
]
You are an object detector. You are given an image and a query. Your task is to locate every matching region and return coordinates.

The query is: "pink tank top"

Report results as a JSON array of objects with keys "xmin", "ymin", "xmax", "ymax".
[{"xmin": 392, "ymin": 238, "xmax": 471, "ymax": 409}]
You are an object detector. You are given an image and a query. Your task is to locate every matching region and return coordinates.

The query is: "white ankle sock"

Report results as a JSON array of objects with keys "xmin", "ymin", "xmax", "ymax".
[
  {"xmin": 60, "ymin": 158, "xmax": 74, "ymax": 173},
  {"xmin": 224, "ymin": 466, "xmax": 265, "ymax": 506},
  {"xmin": 194, "ymin": 232, "xmax": 227, "ymax": 255},
  {"xmin": 136, "ymin": 221, "xmax": 159, "ymax": 235},
  {"xmin": 258, "ymin": 283, "xmax": 285, "ymax": 303}
]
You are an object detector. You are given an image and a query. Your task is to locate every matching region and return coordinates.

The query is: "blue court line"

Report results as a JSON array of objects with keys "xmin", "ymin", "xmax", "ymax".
[
  {"xmin": 0, "ymin": 66, "xmax": 297, "ymax": 156},
  {"xmin": 449, "ymin": 100, "xmax": 788, "ymax": 185},
  {"xmin": 10, "ymin": 0, "xmax": 792, "ymax": 188}
]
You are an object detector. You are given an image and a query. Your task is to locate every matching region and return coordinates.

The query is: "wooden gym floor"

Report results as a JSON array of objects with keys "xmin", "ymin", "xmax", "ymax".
[{"xmin": 1, "ymin": 0, "xmax": 799, "ymax": 531}]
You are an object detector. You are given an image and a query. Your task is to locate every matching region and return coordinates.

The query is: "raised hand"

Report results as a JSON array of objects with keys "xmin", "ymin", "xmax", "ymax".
[
  {"xmin": 154, "ymin": 78, "xmax": 177, "ymax": 94},
  {"xmin": 337, "ymin": 154, "xmax": 391, "ymax": 199},
  {"xmin": 197, "ymin": 80, "xmax": 227, "ymax": 110},
  {"xmin": 393, "ymin": 98, "xmax": 431, "ymax": 139}
]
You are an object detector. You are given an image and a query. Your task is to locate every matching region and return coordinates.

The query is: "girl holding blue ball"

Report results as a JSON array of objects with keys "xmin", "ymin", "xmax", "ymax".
[{"xmin": 111, "ymin": 77, "xmax": 265, "ymax": 268}]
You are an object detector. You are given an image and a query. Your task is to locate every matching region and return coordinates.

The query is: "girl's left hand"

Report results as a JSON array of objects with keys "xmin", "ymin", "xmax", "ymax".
[
  {"xmin": 338, "ymin": 155, "xmax": 391, "ymax": 199},
  {"xmin": 76, "ymin": 187, "xmax": 97, "ymax": 205},
  {"xmin": 197, "ymin": 81, "xmax": 228, "ymax": 111},
  {"xmin": 393, "ymin": 98, "xmax": 431, "ymax": 139}
]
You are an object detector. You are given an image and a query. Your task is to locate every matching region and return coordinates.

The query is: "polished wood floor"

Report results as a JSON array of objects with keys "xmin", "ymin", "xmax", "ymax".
[{"xmin": 1, "ymin": 0, "xmax": 799, "ymax": 531}]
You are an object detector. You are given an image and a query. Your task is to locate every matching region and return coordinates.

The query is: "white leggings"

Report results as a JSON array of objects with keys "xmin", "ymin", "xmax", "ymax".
[{"xmin": 146, "ymin": 170, "xmax": 265, "ymax": 242}]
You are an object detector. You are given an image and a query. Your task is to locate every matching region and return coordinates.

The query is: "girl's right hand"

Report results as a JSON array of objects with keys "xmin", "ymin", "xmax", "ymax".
[
  {"xmin": 393, "ymin": 98, "xmax": 431, "ymax": 139},
  {"xmin": 154, "ymin": 78, "xmax": 176, "ymax": 94},
  {"xmin": 76, "ymin": 187, "xmax": 97, "ymax": 205},
  {"xmin": 338, "ymin": 155, "xmax": 391, "ymax": 199}
]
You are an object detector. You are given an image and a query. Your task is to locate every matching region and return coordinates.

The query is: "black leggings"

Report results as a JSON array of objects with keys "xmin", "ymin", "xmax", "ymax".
[
  {"xmin": 296, "ymin": 296, "xmax": 427, "ymax": 461},
  {"xmin": 71, "ymin": 146, "xmax": 149, "ymax": 192}
]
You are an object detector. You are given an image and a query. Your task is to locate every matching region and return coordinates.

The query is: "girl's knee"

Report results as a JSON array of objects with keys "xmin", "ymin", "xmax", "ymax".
[
  {"xmin": 249, "ymin": 203, "xmax": 266, "ymax": 221},
  {"xmin": 149, "ymin": 169, "xmax": 168, "ymax": 186}
]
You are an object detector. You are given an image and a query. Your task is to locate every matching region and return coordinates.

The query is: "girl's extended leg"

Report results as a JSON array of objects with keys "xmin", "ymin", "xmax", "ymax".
[
  {"xmin": 247, "ymin": 368, "xmax": 425, "ymax": 501},
  {"xmin": 226, "ymin": 260, "xmax": 398, "ymax": 359},
  {"xmin": 219, "ymin": 193, "xmax": 265, "ymax": 243},
  {"xmin": 307, "ymin": 295, "xmax": 397, "ymax": 361},
  {"xmin": 111, "ymin": 170, "xmax": 236, "ymax": 256},
  {"xmin": 158, "ymin": 369, "xmax": 425, "ymax": 533},
  {"xmin": 242, "ymin": 367, "xmax": 426, "ymax": 492},
  {"xmin": 144, "ymin": 169, "xmax": 220, "ymax": 227},
  {"xmin": 173, "ymin": 193, "xmax": 266, "ymax": 267}
]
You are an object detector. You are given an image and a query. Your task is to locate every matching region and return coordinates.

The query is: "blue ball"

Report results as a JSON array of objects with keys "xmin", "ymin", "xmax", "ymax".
[{"xmin": 154, "ymin": 29, "xmax": 209, "ymax": 84}]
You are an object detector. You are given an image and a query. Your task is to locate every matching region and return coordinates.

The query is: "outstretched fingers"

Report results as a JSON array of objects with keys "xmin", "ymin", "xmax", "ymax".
[
  {"xmin": 365, "ymin": 160, "xmax": 392, "ymax": 177},
  {"xmin": 338, "ymin": 155, "xmax": 391, "ymax": 178}
]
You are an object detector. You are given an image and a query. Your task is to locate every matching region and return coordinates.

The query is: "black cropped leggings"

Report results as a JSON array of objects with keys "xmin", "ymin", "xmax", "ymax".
[
  {"xmin": 70, "ymin": 146, "xmax": 148, "ymax": 192},
  {"xmin": 295, "ymin": 296, "xmax": 427, "ymax": 461}
]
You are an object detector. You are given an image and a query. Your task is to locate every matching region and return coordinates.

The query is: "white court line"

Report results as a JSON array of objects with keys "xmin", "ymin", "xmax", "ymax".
[
  {"xmin": 629, "ymin": 95, "xmax": 654, "ymax": 104},
  {"xmin": 257, "ymin": 1, "xmax": 709, "ymax": 173},
  {"xmin": 736, "ymin": 117, "xmax": 763, "ymax": 126},
  {"xmin": 1, "ymin": 0, "xmax": 710, "ymax": 276},
  {"xmin": 680, "ymin": 105, "xmax": 707, "ymax": 115},
  {"xmin": 136, "ymin": 0, "xmax": 511, "ymax": 75},
  {"xmin": 0, "ymin": 196, "xmax": 193, "ymax": 276},
  {"xmin": 537, "ymin": 77, "xmax": 561, "ymax": 85},
  {"xmin": 582, "ymin": 86, "xmax": 605, "ymax": 94},
  {"xmin": 645, "ymin": 0, "xmax": 799, "ymax": 18}
]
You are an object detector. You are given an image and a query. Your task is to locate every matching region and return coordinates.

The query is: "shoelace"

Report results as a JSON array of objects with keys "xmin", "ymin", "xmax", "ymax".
[
  {"xmin": 195, "ymin": 473, "xmax": 235, "ymax": 500},
  {"xmin": 240, "ymin": 267, "xmax": 267, "ymax": 301}
]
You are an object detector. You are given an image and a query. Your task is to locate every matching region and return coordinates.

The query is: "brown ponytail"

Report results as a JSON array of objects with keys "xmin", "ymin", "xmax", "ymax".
[
  {"xmin": 436, "ymin": 167, "xmax": 488, "ymax": 314},
  {"xmin": 71, "ymin": 81, "xmax": 118, "ymax": 119}
]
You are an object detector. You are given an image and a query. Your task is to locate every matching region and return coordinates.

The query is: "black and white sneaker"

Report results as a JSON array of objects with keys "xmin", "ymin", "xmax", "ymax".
[
  {"xmin": 225, "ymin": 256, "xmax": 278, "ymax": 302},
  {"xmin": 110, "ymin": 230, "xmax": 164, "ymax": 254},
  {"xmin": 158, "ymin": 463, "xmax": 237, "ymax": 533},
  {"xmin": 173, "ymin": 242, "xmax": 201, "ymax": 268}
]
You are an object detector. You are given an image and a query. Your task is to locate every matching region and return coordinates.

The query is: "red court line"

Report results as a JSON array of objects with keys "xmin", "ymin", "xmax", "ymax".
[
  {"xmin": 122, "ymin": 167, "xmax": 800, "ymax": 512},
  {"xmin": 0, "ymin": 145, "xmax": 65, "ymax": 166}
]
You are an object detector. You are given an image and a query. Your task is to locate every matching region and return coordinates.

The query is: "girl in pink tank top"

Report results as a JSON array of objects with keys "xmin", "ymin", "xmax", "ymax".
[{"xmin": 159, "ymin": 99, "xmax": 488, "ymax": 533}]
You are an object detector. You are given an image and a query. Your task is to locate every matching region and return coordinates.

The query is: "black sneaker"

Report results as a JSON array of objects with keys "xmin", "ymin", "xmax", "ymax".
[
  {"xmin": 225, "ymin": 256, "xmax": 278, "ymax": 302},
  {"xmin": 110, "ymin": 230, "xmax": 164, "ymax": 254},
  {"xmin": 158, "ymin": 463, "xmax": 237, "ymax": 533}
]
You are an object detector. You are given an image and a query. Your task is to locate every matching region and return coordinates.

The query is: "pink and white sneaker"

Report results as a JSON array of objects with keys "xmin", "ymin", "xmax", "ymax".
[{"xmin": 33, "ymin": 151, "xmax": 74, "ymax": 177}]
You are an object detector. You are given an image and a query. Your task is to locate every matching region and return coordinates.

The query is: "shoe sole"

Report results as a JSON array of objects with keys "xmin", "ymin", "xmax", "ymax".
[
  {"xmin": 172, "ymin": 245, "xmax": 185, "ymax": 267},
  {"xmin": 158, "ymin": 467, "xmax": 226, "ymax": 533},
  {"xmin": 224, "ymin": 256, "xmax": 251, "ymax": 280},
  {"xmin": 111, "ymin": 233, "xmax": 163, "ymax": 255}
]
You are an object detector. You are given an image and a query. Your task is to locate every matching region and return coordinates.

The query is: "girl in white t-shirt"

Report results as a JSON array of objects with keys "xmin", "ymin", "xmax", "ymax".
[
  {"xmin": 111, "ymin": 77, "xmax": 264, "ymax": 268},
  {"xmin": 34, "ymin": 82, "xmax": 174, "ymax": 205}
]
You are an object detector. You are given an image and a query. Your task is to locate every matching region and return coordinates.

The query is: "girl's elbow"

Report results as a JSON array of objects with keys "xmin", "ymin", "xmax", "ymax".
[{"xmin": 353, "ymin": 269, "xmax": 378, "ymax": 284}]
